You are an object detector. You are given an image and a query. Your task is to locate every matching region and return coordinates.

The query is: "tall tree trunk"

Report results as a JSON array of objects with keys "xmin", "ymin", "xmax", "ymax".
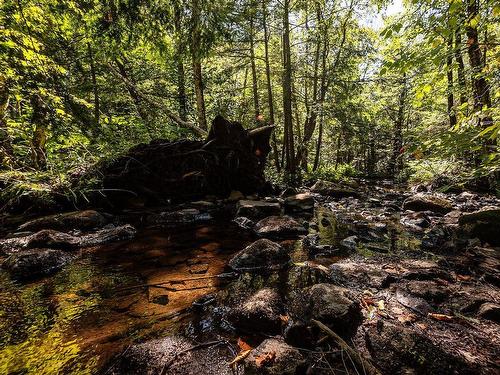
[
  {"xmin": 312, "ymin": 111, "xmax": 324, "ymax": 171},
  {"xmin": 115, "ymin": 58, "xmax": 151, "ymax": 130},
  {"xmin": 0, "ymin": 76, "xmax": 14, "ymax": 168},
  {"xmin": 389, "ymin": 75, "xmax": 407, "ymax": 178},
  {"xmin": 446, "ymin": 33, "xmax": 457, "ymax": 127},
  {"xmin": 466, "ymin": 0, "xmax": 492, "ymax": 122},
  {"xmin": 454, "ymin": 28, "xmax": 467, "ymax": 105},
  {"xmin": 87, "ymin": 43, "xmax": 100, "ymax": 132},
  {"xmin": 282, "ymin": 0, "xmax": 295, "ymax": 175},
  {"xmin": 174, "ymin": 2, "xmax": 188, "ymax": 121},
  {"xmin": 262, "ymin": 0, "xmax": 280, "ymax": 171},
  {"xmin": 249, "ymin": 16, "xmax": 260, "ymax": 119},
  {"xmin": 30, "ymin": 93, "xmax": 49, "ymax": 170},
  {"xmin": 191, "ymin": 0, "xmax": 207, "ymax": 130}
]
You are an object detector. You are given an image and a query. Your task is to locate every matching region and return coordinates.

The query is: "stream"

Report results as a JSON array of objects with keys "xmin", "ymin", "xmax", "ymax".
[{"xmin": 0, "ymin": 181, "xmax": 499, "ymax": 374}]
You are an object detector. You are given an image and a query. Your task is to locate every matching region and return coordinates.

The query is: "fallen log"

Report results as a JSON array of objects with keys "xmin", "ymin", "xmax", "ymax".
[{"xmin": 92, "ymin": 115, "xmax": 274, "ymax": 207}]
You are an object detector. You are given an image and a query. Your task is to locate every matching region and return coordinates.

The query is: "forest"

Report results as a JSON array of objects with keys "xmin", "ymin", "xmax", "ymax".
[{"xmin": 0, "ymin": 0, "xmax": 499, "ymax": 374}]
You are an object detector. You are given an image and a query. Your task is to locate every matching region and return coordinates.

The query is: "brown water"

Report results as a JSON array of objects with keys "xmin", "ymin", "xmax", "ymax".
[
  {"xmin": 0, "ymin": 223, "xmax": 253, "ymax": 374},
  {"xmin": 0, "ymin": 204, "xmax": 422, "ymax": 374}
]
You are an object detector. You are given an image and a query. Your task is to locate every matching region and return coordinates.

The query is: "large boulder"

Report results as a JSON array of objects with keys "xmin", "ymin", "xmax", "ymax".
[
  {"xmin": 0, "ymin": 225, "xmax": 136, "ymax": 255},
  {"xmin": 284, "ymin": 193, "xmax": 314, "ymax": 213},
  {"xmin": 107, "ymin": 336, "xmax": 234, "ymax": 375},
  {"xmin": 18, "ymin": 210, "xmax": 108, "ymax": 232},
  {"xmin": 291, "ymin": 283, "xmax": 361, "ymax": 337},
  {"xmin": 227, "ymin": 288, "xmax": 284, "ymax": 334},
  {"xmin": 254, "ymin": 216, "xmax": 307, "ymax": 238},
  {"xmin": 228, "ymin": 239, "xmax": 289, "ymax": 272},
  {"xmin": 2, "ymin": 249, "xmax": 74, "ymax": 280},
  {"xmin": 403, "ymin": 194, "xmax": 452, "ymax": 214},
  {"xmin": 243, "ymin": 337, "xmax": 304, "ymax": 375},
  {"xmin": 458, "ymin": 207, "xmax": 500, "ymax": 245},
  {"xmin": 311, "ymin": 180, "xmax": 359, "ymax": 198},
  {"xmin": 236, "ymin": 200, "xmax": 281, "ymax": 219}
]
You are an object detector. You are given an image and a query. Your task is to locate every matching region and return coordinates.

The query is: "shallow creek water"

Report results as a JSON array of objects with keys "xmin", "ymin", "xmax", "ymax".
[{"xmin": 0, "ymin": 204, "xmax": 421, "ymax": 374}]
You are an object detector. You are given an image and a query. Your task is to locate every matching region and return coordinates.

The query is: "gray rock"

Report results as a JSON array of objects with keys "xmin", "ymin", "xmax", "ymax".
[
  {"xmin": 236, "ymin": 200, "xmax": 281, "ymax": 219},
  {"xmin": 2, "ymin": 249, "xmax": 74, "ymax": 280},
  {"xmin": 403, "ymin": 194, "xmax": 452, "ymax": 214},
  {"xmin": 254, "ymin": 216, "xmax": 307, "ymax": 238},
  {"xmin": 232, "ymin": 216, "xmax": 255, "ymax": 230},
  {"xmin": 311, "ymin": 180, "xmax": 359, "ymax": 198},
  {"xmin": 228, "ymin": 239, "xmax": 289, "ymax": 272},
  {"xmin": 227, "ymin": 288, "xmax": 283, "ymax": 334},
  {"xmin": 243, "ymin": 337, "xmax": 304, "ymax": 375},
  {"xmin": 18, "ymin": 210, "xmax": 108, "ymax": 232},
  {"xmin": 458, "ymin": 207, "xmax": 500, "ymax": 245},
  {"xmin": 148, "ymin": 208, "xmax": 212, "ymax": 225},
  {"xmin": 340, "ymin": 235, "xmax": 358, "ymax": 251},
  {"xmin": 478, "ymin": 302, "xmax": 500, "ymax": 323},
  {"xmin": 284, "ymin": 193, "xmax": 314, "ymax": 212},
  {"xmin": 108, "ymin": 336, "xmax": 234, "ymax": 375},
  {"xmin": 291, "ymin": 283, "xmax": 361, "ymax": 337}
]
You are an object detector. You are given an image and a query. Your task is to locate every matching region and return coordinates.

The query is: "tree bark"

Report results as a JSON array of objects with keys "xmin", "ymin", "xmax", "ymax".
[
  {"xmin": 191, "ymin": 0, "xmax": 207, "ymax": 130},
  {"xmin": 389, "ymin": 75, "xmax": 407, "ymax": 178},
  {"xmin": 454, "ymin": 28, "xmax": 467, "ymax": 106},
  {"xmin": 465, "ymin": 0, "xmax": 492, "ymax": 122},
  {"xmin": 446, "ymin": 33, "xmax": 457, "ymax": 127},
  {"xmin": 262, "ymin": 0, "xmax": 280, "ymax": 171},
  {"xmin": 174, "ymin": 2, "xmax": 188, "ymax": 121},
  {"xmin": 30, "ymin": 93, "xmax": 49, "ymax": 170},
  {"xmin": 0, "ymin": 77, "xmax": 14, "ymax": 168},
  {"xmin": 282, "ymin": 0, "xmax": 295, "ymax": 175},
  {"xmin": 87, "ymin": 43, "xmax": 100, "ymax": 131},
  {"xmin": 249, "ymin": 15, "xmax": 260, "ymax": 119}
]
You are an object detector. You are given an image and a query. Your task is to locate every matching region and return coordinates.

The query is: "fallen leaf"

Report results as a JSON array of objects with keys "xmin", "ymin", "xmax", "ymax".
[
  {"xmin": 456, "ymin": 274, "xmax": 471, "ymax": 282},
  {"xmin": 428, "ymin": 313, "xmax": 454, "ymax": 322},
  {"xmin": 229, "ymin": 349, "xmax": 251, "ymax": 366},
  {"xmin": 237, "ymin": 338, "xmax": 252, "ymax": 351},
  {"xmin": 377, "ymin": 300, "xmax": 385, "ymax": 310},
  {"xmin": 416, "ymin": 322, "xmax": 428, "ymax": 330},
  {"xmin": 397, "ymin": 313, "xmax": 417, "ymax": 324},
  {"xmin": 279, "ymin": 314, "xmax": 289, "ymax": 323},
  {"xmin": 255, "ymin": 352, "xmax": 276, "ymax": 367}
]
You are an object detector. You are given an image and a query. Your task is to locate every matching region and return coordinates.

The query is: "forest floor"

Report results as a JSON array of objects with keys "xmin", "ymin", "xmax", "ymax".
[{"xmin": 0, "ymin": 179, "xmax": 499, "ymax": 374}]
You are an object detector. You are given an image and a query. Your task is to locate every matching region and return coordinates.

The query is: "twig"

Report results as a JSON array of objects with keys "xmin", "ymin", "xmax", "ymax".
[
  {"xmin": 159, "ymin": 340, "xmax": 225, "ymax": 375},
  {"xmin": 311, "ymin": 319, "xmax": 382, "ymax": 375}
]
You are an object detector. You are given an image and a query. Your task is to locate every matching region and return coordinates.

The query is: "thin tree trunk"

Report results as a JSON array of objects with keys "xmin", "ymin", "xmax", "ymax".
[
  {"xmin": 174, "ymin": 2, "xmax": 187, "ymax": 121},
  {"xmin": 249, "ymin": 16, "xmax": 260, "ymax": 119},
  {"xmin": 191, "ymin": 0, "xmax": 207, "ymax": 130},
  {"xmin": 262, "ymin": 0, "xmax": 280, "ymax": 171},
  {"xmin": 312, "ymin": 111, "xmax": 323, "ymax": 171},
  {"xmin": 30, "ymin": 93, "xmax": 49, "ymax": 170},
  {"xmin": 454, "ymin": 28, "xmax": 467, "ymax": 105},
  {"xmin": 389, "ymin": 75, "xmax": 407, "ymax": 178},
  {"xmin": 87, "ymin": 43, "xmax": 100, "ymax": 131},
  {"xmin": 282, "ymin": 0, "xmax": 295, "ymax": 175},
  {"xmin": 0, "ymin": 77, "xmax": 13, "ymax": 168},
  {"xmin": 446, "ymin": 33, "xmax": 457, "ymax": 127},
  {"xmin": 466, "ymin": 0, "xmax": 492, "ymax": 121}
]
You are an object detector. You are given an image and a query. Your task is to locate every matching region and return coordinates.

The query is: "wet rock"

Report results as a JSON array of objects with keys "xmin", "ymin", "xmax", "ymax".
[
  {"xmin": 147, "ymin": 208, "xmax": 212, "ymax": 225},
  {"xmin": 227, "ymin": 288, "xmax": 283, "ymax": 334},
  {"xmin": 0, "ymin": 225, "xmax": 136, "ymax": 255},
  {"xmin": 402, "ymin": 194, "xmax": 452, "ymax": 214},
  {"xmin": 291, "ymin": 283, "xmax": 361, "ymax": 337},
  {"xmin": 151, "ymin": 295, "xmax": 169, "ymax": 305},
  {"xmin": 302, "ymin": 234, "xmax": 337, "ymax": 255},
  {"xmin": 311, "ymin": 180, "xmax": 359, "ymax": 198},
  {"xmin": 340, "ymin": 235, "xmax": 358, "ymax": 252},
  {"xmin": 232, "ymin": 216, "xmax": 255, "ymax": 230},
  {"xmin": 227, "ymin": 190, "xmax": 245, "ymax": 201},
  {"xmin": 108, "ymin": 336, "xmax": 234, "ymax": 375},
  {"xmin": 2, "ymin": 249, "xmax": 74, "ymax": 280},
  {"xmin": 243, "ymin": 337, "xmax": 304, "ymax": 375},
  {"xmin": 254, "ymin": 216, "xmax": 307, "ymax": 238},
  {"xmin": 236, "ymin": 200, "xmax": 281, "ymax": 219},
  {"xmin": 18, "ymin": 210, "xmax": 108, "ymax": 232},
  {"xmin": 365, "ymin": 322, "xmax": 477, "ymax": 374},
  {"xmin": 228, "ymin": 239, "xmax": 289, "ymax": 272},
  {"xmin": 406, "ymin": 280, "xmax": 449, "ymax": 303},
  {"xmin": 284, "ymin": 321, "xmax": 315, "ymax": 348},
  {"xmin": 284, "ymin": 193, "xmax": 314, "ymax": 213},
  {"xmin": 458, "ymin": 207, "xmax": 500, "ymax": 245},
  {"xmin": 395, "ymin": 287, "xmax": 432, "ymax": 315},
  {"xmin": 477, "ymin": 302, "xmax": 500, "ymax": 323}
]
